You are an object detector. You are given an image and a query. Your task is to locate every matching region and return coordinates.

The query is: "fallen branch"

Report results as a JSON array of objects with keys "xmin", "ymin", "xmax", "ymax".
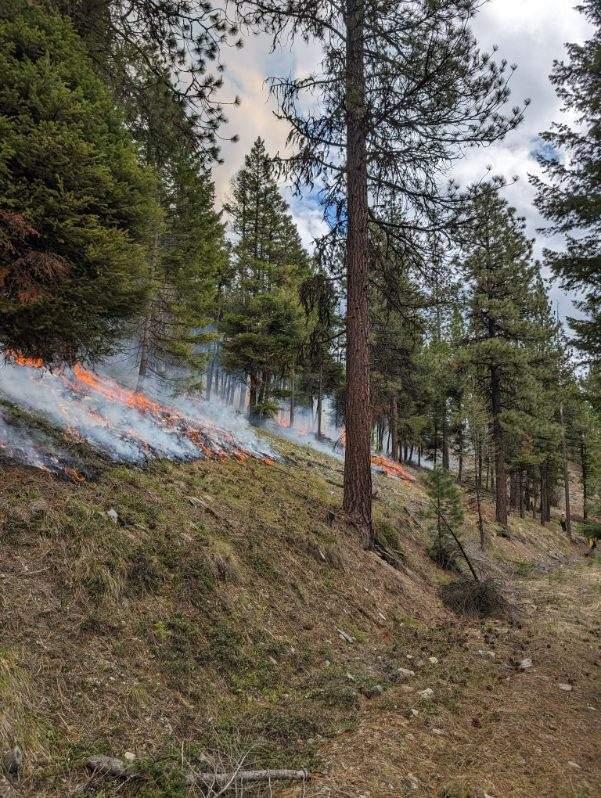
[{"xmin": 186, "ymin": 768, "xmax": 310, "ymax": 788}]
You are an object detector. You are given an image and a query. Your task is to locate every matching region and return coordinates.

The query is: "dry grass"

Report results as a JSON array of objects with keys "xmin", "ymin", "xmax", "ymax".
[{"xmin": 0, "ymin": 433, "xmax": 598, "ymax": 796}]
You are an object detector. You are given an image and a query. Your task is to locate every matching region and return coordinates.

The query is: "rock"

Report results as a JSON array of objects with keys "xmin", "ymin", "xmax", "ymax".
[
  {"xmin": 558, "ymin": 683, "xmax": 573, "ymax": 691},
  {"xmin": 518, "ymin": 657, "xmax": 533, "ymax": 671},
  {"xmin": 361, "ymin": 684, "xmax": 383, "ymax": 699},
  {"xmin": 123, "ymin": 752, "xmax": 136, "ymax": 762},
  {"xmin": 428, "ymin": 656, "xmax": 439, "ymax": 665},
  {"xmin": 2, "ymin": 747, "xmax": 22, "ymax": 780},
  {"xmin": 405, "ymin": 708, "xmax": 419, "ymax": 718},
  {"xmin": 418, "ymin": 688, "xmax": 434, "ymax": 700},
  {"xmin": 431, "ymin": 728, "xmax": 446, "ymax": 736},
  {"xmin": 336, "ymin": 628, "xmax": 355, "ymax": 644},
  {"xmin": 567, "ymin": 761, "xmax": 581, "ymax": 770},
  {"xmin": 397, "ymin": 667, "xmax": 415, "ymax": 680},
  {"xmin": 86, "ymin": 755, "xmax": 131, "ymax": 778},
  {"xmin": 106, "ymin": 508, "xmax": 118, "ymax": 524}
]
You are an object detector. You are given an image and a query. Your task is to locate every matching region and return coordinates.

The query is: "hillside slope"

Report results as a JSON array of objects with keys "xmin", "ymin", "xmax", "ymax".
[{"xmin": 0, "ymin": 436, "xmax": 598, "ymax": 797}]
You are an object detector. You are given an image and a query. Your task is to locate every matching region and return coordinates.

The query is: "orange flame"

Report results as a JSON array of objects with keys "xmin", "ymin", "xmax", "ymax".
[
  {"xmin": 5, "ymin": 350, "xmax": 45, "ymax": 369},
  {"xmin": 371, "ymin": 454, "xmax": 416, "ymax": 483}
]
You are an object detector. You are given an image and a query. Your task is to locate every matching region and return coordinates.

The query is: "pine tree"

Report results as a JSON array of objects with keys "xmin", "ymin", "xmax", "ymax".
[
  {"xmin": 532, "ymin": 0, "xmax": 601, "ymax": 361},
  {"xmin": 220, "ymin": 139, "xmax": 311, "ymax": 419},
  {"xmin": 460, "ymin": 187, "xmax": 545, "ymax": 526},
  {"xmin": 0, "ymin": 1, "xmax": 157, "ymax": 364},
  {"xmin": 424, "ymin": 466, "xmax": 464, "ymax": 570},
  {"xmin": 234, "ymin": 0, "xmax": 525, "ymax": 546}
]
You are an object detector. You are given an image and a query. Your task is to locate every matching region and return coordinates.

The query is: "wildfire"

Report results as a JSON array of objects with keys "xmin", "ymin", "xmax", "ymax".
[
  {"xmin": 6, "ymin": 351, "xmax": 45, "ymax": 369},
  {"xmin": 371, "ymin": 454, "xmax": 416, "ymax": 483},
  {"xmin": 0, "ymin": 353, "xmax": 273, "ymax": 475}
]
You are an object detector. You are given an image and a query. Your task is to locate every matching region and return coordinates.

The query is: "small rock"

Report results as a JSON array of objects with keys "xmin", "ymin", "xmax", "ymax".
[
  {"xmin": 336, "ymin": 628, "xmax": 355, "ymax": 644},
  {"xmin": 567, "ymin": 761, "xmax": 581, "ymax": 770},
  {"xmin": 418, "ymin": 688, "xmax": 434, "ymax": 700},
  {"xmin": 428, "ymin": 656, "xmax": 439, "ymax": 665},
  {"xmin": 346, "ymin": 672, "xmax": 356, "ymax": 682},
  {"xmin": 519, "ymin": 658, "xmax": 533, "ymax": 671},
  {"xmin": 362, "ymin": 684, "xmax": 383, "ymax": 699},
  {"xmin": 405, "ymin": 708, "xmax": 419, "ymax": 718},
  {"xmin": 106, "ymin": 508, "xmax": 118, "ymax": 524},
  {"xmin": 2, "ymin": 748, "xmax": 21, "ymax": 780},
  {"xmin": 431, "ymin": 728, "xmax": 446, "ymax": 736},
  {"xmin": 558, "ymin": 683, "xmax": 573, "ymax": 691},
  {"xmin": 397, "ymin": 667, "xmax": 415, "ymax": 680}
]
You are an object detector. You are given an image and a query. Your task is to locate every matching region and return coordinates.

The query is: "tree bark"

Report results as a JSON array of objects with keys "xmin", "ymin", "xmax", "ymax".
[
  {"xmin": 560, "ymin": 405, "xmax": 572, "ymax": 537},
  {"xmin": 136, "ymin": 228, "xmax": 160, "ymax": 392},
  {"xmin": 490, "ymin": 364, "xmax": 507, "ymax": 525},
  {"xmin": 442, "ymin": 401, "xmax": 450, "ymax": 470},
  {"xmin": 316, "ymin": 366, "xmax": 323, "ymax": 439},
  {"xmin": 343, "ymin": 0, "xmax": 372, "ymax": 547},
  {"xmin": 581, "ymin": 433, "xmax": 588, "ymax": 521}
]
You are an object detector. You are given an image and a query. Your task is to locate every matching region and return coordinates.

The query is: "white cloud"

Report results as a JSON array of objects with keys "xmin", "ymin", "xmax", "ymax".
[{"xmin": 213, "ymin": 1, "xmax": 592, "ymax": 320}]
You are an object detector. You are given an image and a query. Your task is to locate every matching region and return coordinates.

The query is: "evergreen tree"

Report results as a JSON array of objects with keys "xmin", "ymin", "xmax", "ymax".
[
  {"xmin": 220, "ymin": 139, "xmax": 311, "ymax": 419},
  {"xmin": 532, "ymin": 0, "xmax": 601, "ymax": 361},
  {"xmin": 0, "ymin": 1, "xmax": 157, "ymax": 364},
  {"xmin": 460, "ymin": 187, "xmax": 545, "ymax": 526},
  {"xmin": 424, "ymin": 466, "xmax": 464, "ymax": 570},
  {"xmin": 234, "ymin": 0, "xmax": 525, "ymax": 546}
]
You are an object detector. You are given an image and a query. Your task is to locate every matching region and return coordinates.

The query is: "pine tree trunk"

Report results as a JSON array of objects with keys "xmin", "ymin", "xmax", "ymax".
[
  {"xmin": 442, "ymin": 402, "xmax": 450, "ymax": 470},
  {"xmin": 316, "ymin": 367, "xmax": 323, "ymax": 440},
  {"xmin": 519, "ymin": 470, "xmax": 524, "ymax": 518},
  {"xmin": 581, "ymin": 434, "xmax": 588, "ymax": 521},
  {"xmin": 289, "ymin": 372, "xmax": 295, "ymax": 428},
  {"xmin": 136, "ymin": 229, "xmax": 160, "ymax": 392},
  {"xmin": 390, "ymin": 395, "xmax": 399, "ymax": 461},
  {"xmin": 238, "ymin": 378, "xmax": 247, "ymax": 412},
  {"xmin": 491, "ymin": 364, "xmax": 508, "ymax": 525},
  {"xmin": 249, "ymin": 371, "xmax": 258, "ymax": 417},
  {"xmin": 342, "ymin": 0, "xmax": 372, "ymax": 548},
  {"xmin": 560, "ymin": 405, "xmax": 572, "ymax": 537}
]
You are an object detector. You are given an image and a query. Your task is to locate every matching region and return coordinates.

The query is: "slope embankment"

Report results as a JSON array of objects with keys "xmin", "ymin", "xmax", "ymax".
[{"xmin": 0, "ymin": 434, "xmax": 598, "ymax": 797}]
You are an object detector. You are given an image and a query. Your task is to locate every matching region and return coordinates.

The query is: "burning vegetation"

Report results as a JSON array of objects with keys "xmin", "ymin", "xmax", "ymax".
[{"xmin": 0, "ymin": 355, "xmax": 274, "ymax": 478}]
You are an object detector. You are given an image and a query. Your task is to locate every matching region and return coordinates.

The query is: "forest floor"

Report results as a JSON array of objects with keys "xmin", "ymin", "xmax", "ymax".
[{"xmin": 0, "ymin": 431, "xmax": 598, "ymax": 797}]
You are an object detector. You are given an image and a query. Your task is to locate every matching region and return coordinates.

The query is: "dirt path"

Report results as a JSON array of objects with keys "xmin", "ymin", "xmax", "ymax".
[{"xmin": 311, "ymin": 559, "xmax": 601, "ymax": 797}]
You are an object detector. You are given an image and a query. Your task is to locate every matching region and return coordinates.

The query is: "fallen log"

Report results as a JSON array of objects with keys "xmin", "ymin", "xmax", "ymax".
[{"xmin": 186, "ymin": 768, "xmax": 309, "ymax": 788}]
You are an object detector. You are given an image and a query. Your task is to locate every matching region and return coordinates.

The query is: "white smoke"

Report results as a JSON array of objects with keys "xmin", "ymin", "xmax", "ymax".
[{"xmin": 0, "ymin": 359, "xmax": 274, "ymax": 472}]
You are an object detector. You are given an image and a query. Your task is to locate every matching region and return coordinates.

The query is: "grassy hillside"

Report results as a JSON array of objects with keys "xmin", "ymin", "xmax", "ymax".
[{"xmin": 0, "ymin": 434, "xmax": 599, "ymax": 797}]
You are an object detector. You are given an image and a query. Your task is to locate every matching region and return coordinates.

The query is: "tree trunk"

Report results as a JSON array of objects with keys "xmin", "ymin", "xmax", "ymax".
[
  {"xmin": 518, "ymin": 470, "xmax": 524, "ymax": 518},
  {"xmin": 491, "ymin": 364, "xmax": 507, "ymax": 525},
  {"xmin": 442, "ymin": 402, "xmax": 450, "ymax": 470},
  {"xmin": 136, "ymin": 228, "xmax": 160, "ymax": 392},
  {"xmin": 342, "ymin": 0, "xmax": 372, "ymax": 547},
  {"xmin": 316, "ymin": 367, "xmax": 323, "ymax": 439},
  {"xmin": 249, "ymin": 371, "xmax": 259, "ymax": 417},
  {"xmin": 581, "ymin": 433, "xmax": 588, "ymax": 521},
  {"xmin": 238, "ymin": 377, "xmax": 247, "ymax": 412},
  {"xmin": 560, "ymin": 405, "xmax": 572, "ymax": 537},
  {"xmin": 289, "ymin": 371, "xmax": 295, "ymax": 428}
]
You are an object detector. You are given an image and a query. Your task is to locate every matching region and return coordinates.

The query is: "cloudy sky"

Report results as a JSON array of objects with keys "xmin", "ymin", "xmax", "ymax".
[{"xmin": 212, "ymin": 1, "xmax": 591, "ymax": 320}]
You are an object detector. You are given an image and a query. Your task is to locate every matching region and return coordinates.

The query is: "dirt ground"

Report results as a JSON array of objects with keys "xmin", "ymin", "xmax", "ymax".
[{"xmin": 310, "ymin": 558, "xmax": 601, "ymax": 798}]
